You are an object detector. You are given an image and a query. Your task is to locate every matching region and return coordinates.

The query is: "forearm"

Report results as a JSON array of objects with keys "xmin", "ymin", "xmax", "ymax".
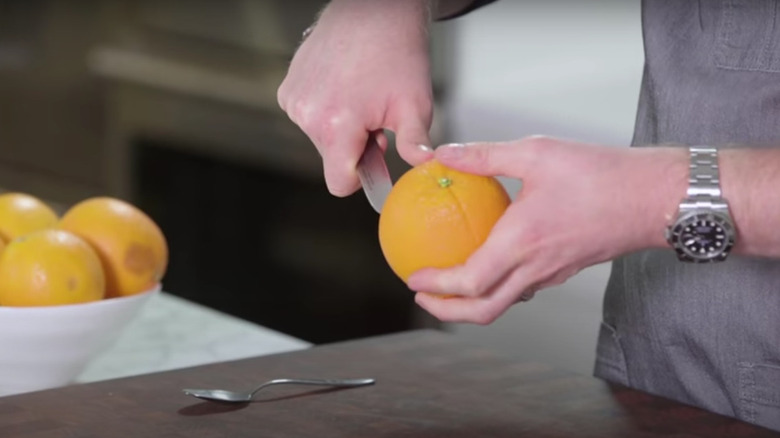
[
  {"xmin": 638, "ymin": 146, "xmax": 780, "ymax": 258},
  {"xmin": 720, "ymin": 147, "xmax": 780, "ymax": 257}
]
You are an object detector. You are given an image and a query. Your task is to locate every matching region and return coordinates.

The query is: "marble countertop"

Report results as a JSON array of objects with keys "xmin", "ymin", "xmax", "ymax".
[{"xmin": 76, "ymin": 292, "xmax": 312, "ymax": 383}]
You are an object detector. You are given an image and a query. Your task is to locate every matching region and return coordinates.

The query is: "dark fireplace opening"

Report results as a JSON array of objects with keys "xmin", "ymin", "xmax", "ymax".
[{"xmin": 131, "ymin": 139, "xmax": 421, "ymax": 344}]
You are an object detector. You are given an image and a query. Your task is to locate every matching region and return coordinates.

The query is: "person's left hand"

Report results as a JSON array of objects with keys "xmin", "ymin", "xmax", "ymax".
[{"xmin": 407, "ymin": 136, "xmax": 685, "ymax": 324}]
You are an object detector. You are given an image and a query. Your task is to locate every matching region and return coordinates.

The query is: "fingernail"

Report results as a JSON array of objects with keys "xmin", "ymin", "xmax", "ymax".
[
  {"xmin": 418, "ymin": 144, "xmax": 433, "ymax": 153},
  {"xmin": 440, "ymin": 143, "xmax": 465, "ymax": 148}
]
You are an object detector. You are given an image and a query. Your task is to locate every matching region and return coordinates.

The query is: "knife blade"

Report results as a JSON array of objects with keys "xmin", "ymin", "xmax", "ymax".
[{"xmin": 357, "ymin": 133, "xmax": 393, "ymax": 214}]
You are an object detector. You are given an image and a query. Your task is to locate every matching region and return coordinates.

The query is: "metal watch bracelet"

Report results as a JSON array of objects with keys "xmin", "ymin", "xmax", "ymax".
[{"xmin": 680, "ymin": 147, "xmax": 729, "ymax": 213}]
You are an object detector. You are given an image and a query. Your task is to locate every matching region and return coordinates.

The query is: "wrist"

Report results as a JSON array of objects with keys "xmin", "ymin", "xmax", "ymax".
[
  {"xmin": 719, "ymin": 147, "xmax": 765, "ymax": 256},
  {"xmin": 626, "ymin": 146, "xmax": 689, "ymax": 251}
]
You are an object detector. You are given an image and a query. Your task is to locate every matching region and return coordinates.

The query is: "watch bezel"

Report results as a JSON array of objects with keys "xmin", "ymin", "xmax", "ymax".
[{"xmin": 666, "ymin": 210, "xmax": 735, "ymax": 262}]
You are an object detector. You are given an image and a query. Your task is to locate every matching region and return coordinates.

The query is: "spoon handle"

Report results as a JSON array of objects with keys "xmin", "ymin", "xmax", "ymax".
[{"xmin": 250, "ymin": 378, "xmax": 375, "ymax": 396}]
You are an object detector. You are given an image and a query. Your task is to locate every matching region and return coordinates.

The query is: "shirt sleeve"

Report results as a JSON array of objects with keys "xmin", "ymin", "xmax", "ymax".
[{"xmin": 437, "ymin": 0, "xmax": 500, "ymax": 20}]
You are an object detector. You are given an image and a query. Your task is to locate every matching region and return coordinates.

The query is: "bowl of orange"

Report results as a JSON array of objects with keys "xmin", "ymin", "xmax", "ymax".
[
  {"xmin": 0, "ymin": 193, "xmax": 168, "ymax": 396},
  {"xmin": 0, "ymin": 284, "xmax": 160, "ymax": 396}
]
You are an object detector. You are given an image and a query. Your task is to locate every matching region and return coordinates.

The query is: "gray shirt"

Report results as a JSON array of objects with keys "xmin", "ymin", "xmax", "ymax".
[
  {"xmin": 448, "ymin": 0, "xmax": 780, "ymax": 430},
  {"xmin": 594, "ymin": 0, "xmax": 780, "ymax": 431}
]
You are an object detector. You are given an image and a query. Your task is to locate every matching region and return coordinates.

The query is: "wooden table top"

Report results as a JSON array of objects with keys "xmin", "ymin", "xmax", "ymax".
[{"xmin": 1, "ymin": 329, "xmax": 777, "ymax": 437}]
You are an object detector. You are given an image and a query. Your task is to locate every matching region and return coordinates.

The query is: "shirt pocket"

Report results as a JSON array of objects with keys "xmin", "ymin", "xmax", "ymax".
[
  {"xmin": 738, "ymin": 362, "xmax": 780, "ymax": 430},
  {"xmin": 714, "ymin": 0, "xmax": 780, "ymax": 72}
]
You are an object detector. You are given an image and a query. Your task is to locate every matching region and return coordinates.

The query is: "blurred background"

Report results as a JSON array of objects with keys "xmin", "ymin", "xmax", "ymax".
[{"xmin": 0, "ymin": 0, "xmax": 643, "ymax": 376}]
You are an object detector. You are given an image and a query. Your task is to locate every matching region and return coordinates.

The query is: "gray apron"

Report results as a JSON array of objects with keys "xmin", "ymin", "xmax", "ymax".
[{"xmin": 593, "ymin": 0, "xmax": 780, "ymax": 431}]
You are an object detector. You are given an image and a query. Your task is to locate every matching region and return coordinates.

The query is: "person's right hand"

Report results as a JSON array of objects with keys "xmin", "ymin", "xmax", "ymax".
[{"xmin": 277, "ymin": 0, "xmax": 435, "ymax": 196}]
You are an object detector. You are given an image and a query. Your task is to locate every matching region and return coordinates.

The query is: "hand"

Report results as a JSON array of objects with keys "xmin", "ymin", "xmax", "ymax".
[
  {"xmin": 277, "ymin": 0, "xmax": 435, "ymax": 196},
  {"xmin": 407, "ymin": 136, "xmax": 686, "ymax": 324}
]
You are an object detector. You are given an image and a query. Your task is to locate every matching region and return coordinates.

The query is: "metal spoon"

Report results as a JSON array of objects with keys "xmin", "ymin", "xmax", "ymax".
[{"xmin": 182, "ymin": 377, "xmax": 376, "ymax": 403}]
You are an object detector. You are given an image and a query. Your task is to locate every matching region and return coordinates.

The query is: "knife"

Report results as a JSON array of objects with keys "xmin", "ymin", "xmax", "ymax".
[{"xmin": 357, "ymin": 132, "xmax": 393, "ymax": 214}]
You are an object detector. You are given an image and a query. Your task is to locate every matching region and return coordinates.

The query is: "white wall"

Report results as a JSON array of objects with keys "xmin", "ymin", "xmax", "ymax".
[{"xmin": 434, "ymin": 0, "xmax": 644, "ymax": 376}]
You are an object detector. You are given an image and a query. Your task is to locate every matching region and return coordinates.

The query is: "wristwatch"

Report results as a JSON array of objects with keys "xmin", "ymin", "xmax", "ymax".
[{"xmin": 665, "ymin": 146, "xmax": 736, "ymax": 262}]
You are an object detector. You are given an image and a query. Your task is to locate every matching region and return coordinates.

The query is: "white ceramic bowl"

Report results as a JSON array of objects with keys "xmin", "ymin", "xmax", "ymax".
[{"xmin": 0, "ymin": 284, "xmax": 160, "ymax": 396}]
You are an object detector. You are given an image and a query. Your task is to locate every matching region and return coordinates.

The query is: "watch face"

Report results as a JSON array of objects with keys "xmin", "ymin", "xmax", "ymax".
[{"xmin": 669, "ymin": 211, "xmax": 735, "ymax": 262}]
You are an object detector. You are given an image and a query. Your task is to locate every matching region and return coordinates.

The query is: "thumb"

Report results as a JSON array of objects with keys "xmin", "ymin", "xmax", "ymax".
[
  {"xmin": 434, "ymin": 141, "xmax": 519, "ymax": 177},
  {"xmin": 393, "ymin": 112, "xmax": 434, "ymax": 166}
]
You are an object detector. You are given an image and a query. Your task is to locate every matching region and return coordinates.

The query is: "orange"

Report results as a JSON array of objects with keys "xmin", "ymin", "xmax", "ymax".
[
  {"xmin": 58, "ymin": 197, "xmax": 168, "ymax": 298},
  {"xmin": 0, "ymin": 229, "xmax": 105, "ymax": 307},
  {"xmin": 0, "ymin": 192, "xmax": 58, "ymax": 242},
  {"xmin": 378, "ymin": 159, "xmax": 511, "ymax": 283}
]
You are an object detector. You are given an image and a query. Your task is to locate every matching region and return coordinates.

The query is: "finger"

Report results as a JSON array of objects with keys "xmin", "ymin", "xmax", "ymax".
[
  {"xmin": 372, "ymin": 129, "xmax": 390, "ymax": 153},
  {"xmin": 406, "ymin": 226, "xmax": 520, "ymax": 298},
  {"xmin": 433, "ymin": 142, "xmax": 512, "ymax": 177},
  {"xmin": 322, "ymin": 129, "xmax": 391, "ymax": 197},
  {"xmin": 319, "ymin": 124, "xmax": 371, "ymax": 197},
  {"xmin": 276, "ymin": 79, "xmax": 289, "ymax": 113},
  {"xmin": 433, "ymin": 137, "xmax": 544, "ymax": 177},
  {"xmin": 414, "ymin": 286, "xmax": 518, "ymax": 325},
  {"xmin": 516, "ymin": 288, "xmax": 537, "ymax": 303},
  {"xmin": 388, "ymin": 100, "xmax": 434, "ymax": 166},
  {"xmin": 414, "ymin": 264, "xmax": 534, "ymax": 324}
]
